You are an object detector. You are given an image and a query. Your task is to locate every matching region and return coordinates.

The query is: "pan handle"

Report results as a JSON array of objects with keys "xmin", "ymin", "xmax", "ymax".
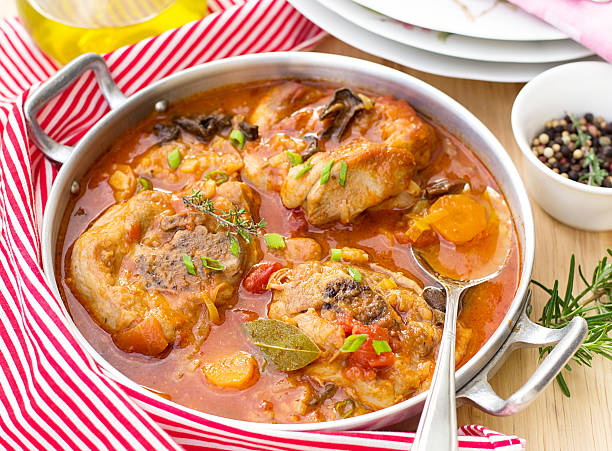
[
  {"xmin": 24, "ymin": 53, "xmax": 127, "ymax": 164},
  {"xmin": 457, "ymin": 296, "xmax": 587, "ymax": 416}
]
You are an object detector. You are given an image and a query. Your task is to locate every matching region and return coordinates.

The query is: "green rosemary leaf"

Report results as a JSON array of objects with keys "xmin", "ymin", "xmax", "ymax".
[{"xmin": 532, "ymin": 249, "xmax": 612, "ymax": 397}]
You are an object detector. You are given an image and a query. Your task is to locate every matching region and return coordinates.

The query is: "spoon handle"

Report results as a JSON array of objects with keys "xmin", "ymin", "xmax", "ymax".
[{"xmin": 412, "ymin": 285, "xmax": 463, "ymax": 451}]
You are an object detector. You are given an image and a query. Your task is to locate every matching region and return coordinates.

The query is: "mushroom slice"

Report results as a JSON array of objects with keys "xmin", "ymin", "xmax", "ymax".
[
  {"xmin": 424, "ymin": 179, "xmax": 468, "ymax": 200},
  {"xmin": 174, "ymin": 113, "xmax": 232, "ymax": 141},
  {"xmin": 319, "ymin": 88, "xmax": 373, "ymax": 141}
]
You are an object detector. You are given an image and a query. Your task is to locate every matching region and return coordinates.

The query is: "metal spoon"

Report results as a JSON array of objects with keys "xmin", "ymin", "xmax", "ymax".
[{"xmin": 411, "ymin": 247, "xmax": 508, "ymax": 451}]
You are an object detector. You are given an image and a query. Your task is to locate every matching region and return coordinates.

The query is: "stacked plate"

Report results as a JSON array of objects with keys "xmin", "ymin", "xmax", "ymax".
[{"xmin": 289, "ymin": 0, "xmax": 602, "ymax": 82}]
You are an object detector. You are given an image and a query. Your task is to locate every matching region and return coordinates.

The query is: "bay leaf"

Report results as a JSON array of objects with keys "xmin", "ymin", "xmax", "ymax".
[{"xmin": 244, "ymin": 319, "xmax": 320, "ymax": 371}]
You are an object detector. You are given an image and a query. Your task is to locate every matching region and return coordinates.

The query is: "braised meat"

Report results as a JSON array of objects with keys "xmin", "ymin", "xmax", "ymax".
[
  {"xmin": 69, "ymin": 182, "xmax": 258, "ymax": 356},
  {"xmin": 280, "ymin": 139, "xmax": 416, "ymax": 225},
  {"xmin": 249, "ymin": 81, "xmax": 326, "ymax": 129},
  {"xmin": 267, "ymin": 260, "xmax": 472, "ymax": 410},
  {"xmin": 242, "ymin": 83, "xmax": 435, "ymax": 225}
]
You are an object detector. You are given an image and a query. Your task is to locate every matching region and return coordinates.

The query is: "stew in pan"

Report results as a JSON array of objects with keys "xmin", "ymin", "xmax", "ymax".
[{"xmin": 57, "ymin": 80, "xmax": 520, "ymax": 423}]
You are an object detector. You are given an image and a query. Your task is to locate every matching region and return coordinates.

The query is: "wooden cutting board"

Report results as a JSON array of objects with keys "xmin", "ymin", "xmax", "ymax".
[{"xmin": 1, "ymin": 2, "xmax": 610, "ymax": 449}]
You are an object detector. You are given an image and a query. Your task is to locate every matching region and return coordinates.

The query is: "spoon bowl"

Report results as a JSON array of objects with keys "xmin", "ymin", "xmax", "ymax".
[{"xmin": 411, "ymin": 245, "xmax": 509, "ymax": 451}]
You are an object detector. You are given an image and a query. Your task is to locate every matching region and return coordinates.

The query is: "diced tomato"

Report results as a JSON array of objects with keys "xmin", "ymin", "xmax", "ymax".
[
  {"xmin": 348, "ymin": 323, "xmax": 396, "ymax": 369},
  {"xmin": 242, "ymin": 262, "xmax": 282, "ymax": 294},
  {"xmin": 336, "ymin": 314, "xmax": 359, "ymax": 336}
]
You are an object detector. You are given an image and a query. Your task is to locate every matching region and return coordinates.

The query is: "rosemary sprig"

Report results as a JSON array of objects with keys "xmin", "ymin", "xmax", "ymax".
[
  {"xmin": 531, "ymin": 249, "xmax": 612, "ymax": 396},
  {"xmin": 183, "ymin": 190, "xmax": 266, "ymax": 243}
]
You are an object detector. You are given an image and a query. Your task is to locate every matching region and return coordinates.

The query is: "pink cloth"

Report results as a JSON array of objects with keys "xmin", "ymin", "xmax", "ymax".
[{"xmin": 509, "ymin": 0, "xmax": 612, "ymax": 62}]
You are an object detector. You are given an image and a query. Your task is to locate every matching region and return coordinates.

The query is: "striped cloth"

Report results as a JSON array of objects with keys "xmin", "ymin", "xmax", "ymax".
[{"xmin": 0, "ymin": 0, "xmax": 526, "ymax": 449}]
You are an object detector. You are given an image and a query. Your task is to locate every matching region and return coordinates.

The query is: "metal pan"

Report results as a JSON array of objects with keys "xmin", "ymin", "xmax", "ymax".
[{"xmin": 27, "ymin": 52, "xmax": 586, "ymax": 432}]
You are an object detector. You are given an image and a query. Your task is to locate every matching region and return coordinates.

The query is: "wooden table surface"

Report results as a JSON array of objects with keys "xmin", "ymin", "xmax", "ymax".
[{"xmin": 2, "ymin": 2, "xmax": 611, "ymax": 449}]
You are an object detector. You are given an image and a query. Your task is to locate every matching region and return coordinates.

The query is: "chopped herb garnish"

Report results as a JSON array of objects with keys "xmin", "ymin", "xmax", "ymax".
[
  {"xmin": 229, "ymin": 129, "xmax": 245, "ymax": 150},
  {"xmin": 137, "ymin": 177, "xmax": 152, "ymax": 191},
  {"xmin": 286, "ymin": 150, "xmax": 303, "ymax": 167},
  {"xmin": 334, "ymin": 399, "xmax": 356, "ymax": 419},
  {"xmin": 167, "ymin": 148, "xmax": 181, "ymax": 170},
  {"xmin": 295, "ymin": 161, "xmax": 313, "ymax": 179},
  {"xmin": 348, "ymin": 266, "xmax": 362, "ymax": 283},
  {"xmin": 339, "ymin": 161, "xmax": 347, "ymax": 187},
  {"xmin": 330, "ymin": 248, "xmax": 342, "ymax": 261},
  {"xmin": 340, "ymin": 334, "xmax": 368, "ymax": 353},
  {"xmin": 320, "ymin": 159, "xmax": 335, "ymax": 185},
  {"xmin": 230, "ymin": 236, "xmax": 240, "ymax": 257},
  {"xmin": 201, "ymin": 256, "xmax": 224, "ymax": 271},
  {"xmin": 372, "ymin": 340, "xmax": 392, "ymax": 355},
  {"xmin": 264, "ymin": 233, "xmax": 286, "ymax": 250},
  {"xmin": 183, "ymin": 190, "xmax": 266, "ymax": 244},
  {"xmin": 182, "ymin": 253, "xmax": 196, "ymax": 275},
  {"xmin": 205, "ymin": 169, "xmax": 228, "ymax": 185}
]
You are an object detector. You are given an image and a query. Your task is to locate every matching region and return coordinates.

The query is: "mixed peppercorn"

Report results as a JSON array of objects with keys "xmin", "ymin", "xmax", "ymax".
[{"xmin": 531, "ymin": 113, "xmax": 612, "ymax": 188}]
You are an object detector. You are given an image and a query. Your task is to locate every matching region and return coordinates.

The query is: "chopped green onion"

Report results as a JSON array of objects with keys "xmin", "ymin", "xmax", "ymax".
[
  {"xmin": 230, "ymin": 236, "xmax": 240, "ymax": 257},
  {"xmin": 330, "ymin": 248, "xmax": 342, "ymax": 261},
  {"xmin": 340, "ymin": 334, "xmax": 368, "ymax": 353},
  {"xmin": 229, "ymin": 129, "xmax": 245, "ymax": 150},
  {"xmin": 334, "ymin": 399, "xmax": 356, "ymax": 419},
  {"xmin": 320, "ymin": 159, "xmax": 335, "ymax": 185},
  {"xmin": 295, "ymin": 161, "xmax": 313, "ymax": 179},
  {"xmin": 182, "ymin": 253, "xmax": 196, "ymax": 275},
  {"xmin": 167, "ymin": 148, "xmax": 181, "ymax": 170},
  {"xmin": 201, "ymin": 256, "xmax": 225, "ymax": 271},
  {"xmin": 348, "ymin": 266, "xmax": 362, "ymax": 283},
  {"xmin": 205, "ymin": 169, "xmax": 228, "ymax": 185},
  {"xmin": 137, "ymin": 177, "xmax": 152, "ymax": 192},
  {"xmin": 372, "ymin": 340, "xmax": 392, "ymax": 355},
  {"xmin": 339, "ymin": 161, "xmax": 347, "ymax": 187},
  {"xmin": 264, "ymin": 233, "xmax": 286, "ymax": 250},
  {"xmin": 286, "ymin": 150, "xmax": 303, "ymax": 166}
]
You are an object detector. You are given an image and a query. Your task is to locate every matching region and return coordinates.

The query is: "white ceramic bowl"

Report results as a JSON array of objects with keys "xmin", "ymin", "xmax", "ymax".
[{"xmin": 511, "ymin": 61, "xmax": 612, "ymax": 231}]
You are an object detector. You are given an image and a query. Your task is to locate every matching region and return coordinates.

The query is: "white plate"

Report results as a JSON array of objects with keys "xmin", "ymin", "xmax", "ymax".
[
  {"xmin": 288, "ymin": 0, "xmax": 601, "ymax": 82},
  {"xmin": 351, "ymin": 0, "xmax": 567, "ymax": 41},
  {"xmin": 320, "ymin": 0, "xmax": 592, "ymax": 63}
]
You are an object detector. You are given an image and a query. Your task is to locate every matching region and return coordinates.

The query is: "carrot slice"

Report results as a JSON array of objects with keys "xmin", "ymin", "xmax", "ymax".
[
  {"xmin": 428, "ymin": 194, "xmax": 488, "ymax": 244},
  {"xmin": 203, "ymin": 352, "xmax": 259, "ymax": 390},
  {"xmin": 112, "ymin": 314, "xmax": 169, "ymax": 356}
]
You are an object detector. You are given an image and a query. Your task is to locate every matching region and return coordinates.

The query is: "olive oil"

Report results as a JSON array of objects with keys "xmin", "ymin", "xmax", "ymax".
[{"xmin": 17, "ymin": 0, "xmax": 208, "ymax": 64}]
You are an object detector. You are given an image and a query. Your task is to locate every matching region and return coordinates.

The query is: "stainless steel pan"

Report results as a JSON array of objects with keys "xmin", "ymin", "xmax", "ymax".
[{"xmin": 27, "ymin": 52, "xmax": 587, "ymax": 432}]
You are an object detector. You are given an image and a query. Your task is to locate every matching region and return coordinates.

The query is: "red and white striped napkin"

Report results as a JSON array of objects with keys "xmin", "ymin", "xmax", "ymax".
[{"xmin": 0, "ymin": 0, "xmax": 526, "ymax": 449}]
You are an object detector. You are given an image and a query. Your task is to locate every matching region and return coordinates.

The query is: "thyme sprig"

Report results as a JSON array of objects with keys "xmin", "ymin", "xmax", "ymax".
[
  {"xmin": 568, "ymin": 112, "xmax": 608, "ymax": 186},
  {"xmin": 579, "ymin": 151, "xmax": 608, "ymax": 186},
  {"xmin": 531, "ymin": 249, "xmax": 612, "ymax": 397},
  {"xmin": 183, "ymin": 190, "xmax": 266, "ymax": 243}
]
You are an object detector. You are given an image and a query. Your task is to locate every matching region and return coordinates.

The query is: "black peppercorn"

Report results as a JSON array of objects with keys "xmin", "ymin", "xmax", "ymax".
[{"xmin": 561, "ymin": 146, "xmax": 572, "ymax": 158}]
